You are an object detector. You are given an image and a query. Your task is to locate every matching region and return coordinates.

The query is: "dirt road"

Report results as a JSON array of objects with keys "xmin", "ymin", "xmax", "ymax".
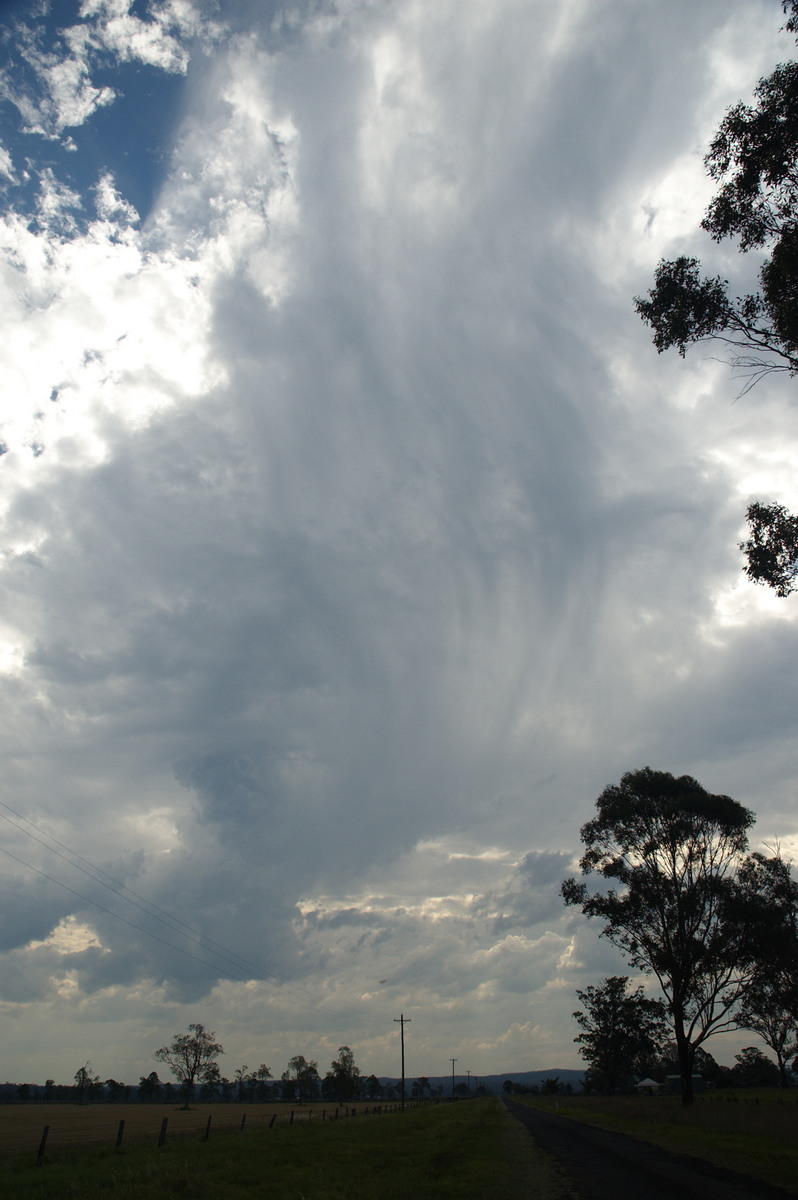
[{"xmin": 503, "ymin": 1098, "xmax": 795, "ymax": 1200}]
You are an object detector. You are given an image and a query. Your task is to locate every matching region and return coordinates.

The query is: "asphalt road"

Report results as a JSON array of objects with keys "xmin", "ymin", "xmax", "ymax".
[{"xmin": 503, "ymin": 1098, "xmax": 795, "ymax": 1200}]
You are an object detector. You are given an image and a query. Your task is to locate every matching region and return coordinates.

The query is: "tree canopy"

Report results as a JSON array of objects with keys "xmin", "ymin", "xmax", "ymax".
[
  {"xmin": 325, "ymin": 1046, "xmax": 361, "ymax": 1102},
  {"xmin": 561, "ymin": 767, "xmax": 756, "ymax": 1104},
  {"xmin": 634, "ymin": 2, "xmax": 798, "ymax": 595},
  {"xmin": 73, "ymin": 1062, "xmax": 101, "ymax": 1105},
  {"xmin": 635, "ymin": 22, "xmax": 798, "ymax": 383},
  {"xmin": 739, "ymin": 501, "xmax": 798, "ymax": 596},
  {"xmin": 154, "ymin": 1023, "xmax": 223, "ymax": 1108},
  {"xmin": 573, "ymin": 975, "xmax": 668, "ymax": 1094},
  {"xmin": 735, "ymin": 852, "xmax": 798, "ymax": 1085},
  {"xmin": 283, "ymin": 1054, "xmax": 320, "ymax": 1104}
]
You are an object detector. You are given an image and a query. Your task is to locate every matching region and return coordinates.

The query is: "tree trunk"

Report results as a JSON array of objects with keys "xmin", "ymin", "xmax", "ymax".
[
  {"xmin": 777, "ymin": 1052, "xmax": 790, "ymax": 1088},
  {"xmin": 679, "ymin": 1059, "xmax": 694, "ymax": 1106},
  {"xmin": 674, "ymin": 1019, "xmax": 695, "ymax": 1108}
]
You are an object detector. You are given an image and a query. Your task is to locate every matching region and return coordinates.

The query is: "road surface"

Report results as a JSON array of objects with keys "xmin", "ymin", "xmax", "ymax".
[{"xmin": 503, "ymin": 1097, "xmax": 794, "ymax": 1200}]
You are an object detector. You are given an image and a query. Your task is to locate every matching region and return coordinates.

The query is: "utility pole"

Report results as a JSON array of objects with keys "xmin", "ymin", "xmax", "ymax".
[
  {"xmin": 450, "ymin": 1058, "xmax": 457, "ymax": 1101},
  {"xmin": 393, "ymin": 1015, "xmax": 410, "ymax": 1111}
]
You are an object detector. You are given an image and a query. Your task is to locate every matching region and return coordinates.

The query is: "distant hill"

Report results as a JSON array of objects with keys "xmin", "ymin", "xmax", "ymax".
[{"xmin": 379, "ymin": 1069, "xmax": 584, "ymax": 1095}]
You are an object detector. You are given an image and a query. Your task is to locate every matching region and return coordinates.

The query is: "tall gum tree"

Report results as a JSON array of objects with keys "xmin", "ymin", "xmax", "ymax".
[{"xmin": 562, "ymin": 768, "xmax": 756, "ymax": 1105}]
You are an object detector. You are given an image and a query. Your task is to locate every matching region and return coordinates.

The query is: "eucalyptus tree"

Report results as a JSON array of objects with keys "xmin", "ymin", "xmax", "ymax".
[
  {"xmin": 634, "ymin": 1, "xmax": 798, "ymax": 594},
  {"xmin": 635, "ymin": 3, "xmax": 798, "ymax": 384},
  {"xmin": 138, "ymin": 1071, "xmax": 161, "ymax": 1103},
  {"xmin": 154, "ymin": 1023, "xmax": 223, "ymax": 1109},
  {"xmin": 285, "ymin": 1054, "xmax": 320, "ymax": 1104},
  {"xmin": 573, "ymin": 976, "xmax": 668, "ymax": 1094},
  {"xmin": 562, "ymin": 768, "xmax": 757, "ymax": 1105},
  {"xmin": 736, "ymin": 852, "xmax": 798, "ymax": 1085},
  {"xmin": 326, "ymin": 1046, "xmax": 362, "ymax": 1102},
  {"xmin": 74, "ymin": 1062, "xmax": 100, "ymax": 1105}
]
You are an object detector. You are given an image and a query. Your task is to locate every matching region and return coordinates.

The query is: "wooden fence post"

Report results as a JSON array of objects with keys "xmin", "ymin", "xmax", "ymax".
[
  {"xmin": 158, "ymin": 1117, "xmax": 168, "ymax": 1147},
  {"xmin": 116, "ymin": 1119, "xmax": 125, "ymax": 1147},
  {"xmin": 269, "ymin": 1114, "xmax": 277, "ymax": 1128},
  {"xmin": 36, "ymin": 1125, "xmax": 49, "ymax": 1166},
  {"xmin": 240, "ymin": 1113, "xmax": 247, "ymax": 1132},
  {"xmin": 204, "ymin": 1115, "xmax": 213, "ymax": 1141}
]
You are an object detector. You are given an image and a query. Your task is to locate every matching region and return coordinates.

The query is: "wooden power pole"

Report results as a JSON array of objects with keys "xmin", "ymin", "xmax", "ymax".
[{"xmin": 393, "ymin": 1014, "xmax": 410, "ymax": 1111}]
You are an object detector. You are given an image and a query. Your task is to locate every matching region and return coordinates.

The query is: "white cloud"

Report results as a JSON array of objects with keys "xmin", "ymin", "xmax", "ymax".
[
  {"xmin": 0, "ymin": 0, "xmax": 219, "ymax": 139},
  {"xmin": 0, "ymin": 142, "xmax": 17, "ymax": 182},
  {"xmin": 78, "ymin": 0, "xmax": 204, "ymax": 74}
]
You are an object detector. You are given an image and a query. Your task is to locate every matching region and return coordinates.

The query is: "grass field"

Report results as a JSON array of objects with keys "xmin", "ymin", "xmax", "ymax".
[
  {"xmin": 0, "ymin": 1099, "xmax": 572, "ymax": 1200},
  {"xmin": 520, "ymin": 1089, "xmax": 798, "ymax": 1194},
  {"xmin": 0, "ymin": 1101, "xmax": 385, "ymax": 1157}
]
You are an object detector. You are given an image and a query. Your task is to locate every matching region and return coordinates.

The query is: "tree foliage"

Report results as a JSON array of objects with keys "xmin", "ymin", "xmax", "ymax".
[
  {"xmin": 651, "ymin": 1042, "xmax": 729, "ymax": 1088},
  {"xmin": 572, "ymin": 975, "xmax": 668, "ymax": 1094},
  {"xmin": 325, "ymin": 1045, "xmax": 361, "ymax": 1102},
  {"xmin": 635, "ymin": 11, "xmax": 798, "ymax": 383},
  {"xmin": 739, "ymin": 501, "xmax": 798, "ymax": 596},
  {"xmin": 635, "ymin": 3, "xmax": 798, "ymax": 595},
  {"xmin": 735, "ymin": 852, "xmax": 798, "ymax": 1085},
  {"xmin": 154, "ymin": 1023, "xmax": 223, "ymax": 1108},
  {"xmin": 283, "ymin": 1054, "xmax": 320, "ymax": 1103},
  {"xmin": 731, "ymin": 1045, "xmax": 782, "ymax": 1087},
  {"xmin": 73, "ymin": 1062, "xmax": 101, "ymax": 1105},
  {"xmin": 562, "ymin": 767, "xmax": 757, "ymax": 1105},
  {"xmin": 138, "ymin": 1071, "xmax": 161, "ymax": 1102}
]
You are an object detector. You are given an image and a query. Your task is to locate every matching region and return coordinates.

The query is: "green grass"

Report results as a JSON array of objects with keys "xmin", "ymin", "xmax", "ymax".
[
  {"xmin": 519, "ymin": 1090, "xmax": 798, "ymax": 1193},
  {"xmin": 0, "ymin": 1100, "xmax": 572, "ymax": 1200}
]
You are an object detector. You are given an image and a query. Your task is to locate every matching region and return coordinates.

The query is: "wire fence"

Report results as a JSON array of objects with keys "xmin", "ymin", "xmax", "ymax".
[{"xmin": 0, "ymin": 1100, "xmax": 436, "ymax": 1166}]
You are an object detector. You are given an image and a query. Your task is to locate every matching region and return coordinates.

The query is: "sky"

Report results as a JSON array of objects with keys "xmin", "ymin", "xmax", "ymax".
[{"xmin": 0, "ymin": 0, "xmax": 797, "ymax": 1090}]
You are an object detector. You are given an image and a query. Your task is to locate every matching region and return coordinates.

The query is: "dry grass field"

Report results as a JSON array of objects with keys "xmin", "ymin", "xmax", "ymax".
[
  {"xmin": 0, "ymin": 1101, "xmax": 384, "ymax": 1159},
  {"xmin": 0, "ymin": 1099, "xmax": 571, "ymax": 1200}
]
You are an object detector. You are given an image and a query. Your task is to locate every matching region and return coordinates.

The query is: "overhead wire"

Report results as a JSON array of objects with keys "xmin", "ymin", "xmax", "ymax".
[
  {"xmin": 0, "ymin": 802, "xmax": 389, "ymax": 1031},
  {"xmin": 0, "ymin": 842, "xmax": 251, "ymax": 981},
  {"xmin": 0, "ymin": 803, "xmax": 262, "ymax": 980}
]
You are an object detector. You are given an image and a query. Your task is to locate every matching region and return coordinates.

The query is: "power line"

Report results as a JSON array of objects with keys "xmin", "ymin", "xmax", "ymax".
[
  {"xmin": 0, "ymin": 843, "xmax": 251, "ymax": 981},
  {"xmin": 0, "ymin": 802, "xmax": 389, "ymax": 1032},
  {"xmin": 0, "ymin": 806, "xmax": 263, "ymax": 980}
]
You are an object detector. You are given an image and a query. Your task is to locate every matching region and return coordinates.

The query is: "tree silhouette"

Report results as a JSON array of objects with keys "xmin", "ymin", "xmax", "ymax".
[
  {"xmin": 154, "ymin": 1023, "xmax": 223, "ymax": 1109},
  {"xmin": 634, "ymin": 2, "xmax": 798, "ymax": 594},
  {"xmin": 562, "ymin": 767, "xmax": 757, "ymax": 1105}
]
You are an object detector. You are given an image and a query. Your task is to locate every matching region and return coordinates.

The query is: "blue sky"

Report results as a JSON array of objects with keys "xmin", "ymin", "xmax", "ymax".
[
  {"xmin": 0, "ymin": 0, "xmax": 187, "ymax": 221},
  {"xmin": 0, "ymin": 0, "xmax": 797, "ymax": 1088}
]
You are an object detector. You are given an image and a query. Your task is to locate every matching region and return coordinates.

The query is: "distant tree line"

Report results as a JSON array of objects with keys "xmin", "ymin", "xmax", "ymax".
[
  {"xmin": 0, "ymin": 1035, "xmax": 429, "ymax": 1107},
  {"xmin": 502, "ymin": 1077, "xmax": 574, "ymax": 1097}
]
